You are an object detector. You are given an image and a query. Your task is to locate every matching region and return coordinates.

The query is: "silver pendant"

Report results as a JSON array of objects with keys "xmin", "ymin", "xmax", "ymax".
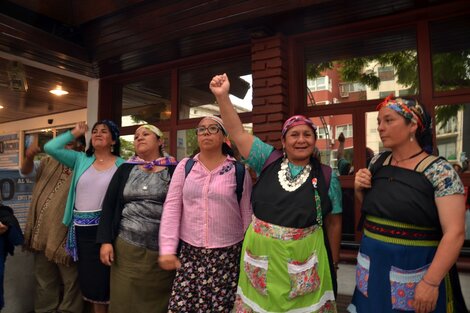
[
  {"xmin": 142, "ymin": 185, "xmax": 148, "ymax": 191},
  {"xmin": 278, "ymin": 158, "xmax": 311, "ymax": 192}
]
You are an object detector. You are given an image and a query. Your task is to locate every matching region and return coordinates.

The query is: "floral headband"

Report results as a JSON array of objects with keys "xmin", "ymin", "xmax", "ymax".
[
  {"xmin": 376, "ymin": 94, "xmax": 425, "ymax": 130},
  {"xmin": 282, "ymin": 115, "xmax": 317, "ymax": 138},
  {"xmin": 137, "ymin": 124, "xmax": 164, "ymax": 138}
]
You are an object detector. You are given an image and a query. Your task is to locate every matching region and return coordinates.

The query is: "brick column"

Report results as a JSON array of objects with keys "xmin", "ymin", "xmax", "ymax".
[{"xmin": 251, "ymin": 34, "xmax": 289, "ymax": 149}]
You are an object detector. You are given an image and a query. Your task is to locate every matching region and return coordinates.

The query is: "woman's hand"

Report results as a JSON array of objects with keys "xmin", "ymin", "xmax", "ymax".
[
  {"xmin": 412, "ymin": 280, "xmax": 439, "ymax": 313},
  {"xmin": 100, "ymin": 243, "xmax": 114, "ymax": 266},
  {"xmin": 25, "ymin": 144, "xmax": 41, "ymax": 159},
  {"xmin": 0, "ymin": 222, "xmax": 8, "ymax": 235},
  {"xmin": 354, "ymin": 168, "xmax": 372, "ymax": 191},
  {"xmin": 71, "ymin": 121, "xmax": 88, "ymax": 138},
  {"xmin": 158, "ymin": 254, "xmax": 181, "ymax": 270},
  {"xmin": 209, "ymin": 73, "xmax": 230, "ymax": 98}
]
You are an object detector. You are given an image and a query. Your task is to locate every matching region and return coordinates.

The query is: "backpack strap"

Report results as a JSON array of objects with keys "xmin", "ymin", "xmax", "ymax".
[
  {"xmin": 369, "ymin": 151, "xmax": 392, "ymax": 176},
  {"xmin": 184, "ymin": 157, "xmax": 245, "ymax": 205},
  {"xmin": 415, "ymin": 155, "xmax": 441, "ymax": 173},
  {"xmin": 167, "ymin": 165, "xmax": 176, "ymax": 177},
  {"xmin": 234, "ymin": 162, "xmax": 246, "ymax": 205},
  {"xmin": 184, "ymin": 158, "xmax": 196, "ymax": 178},
  {"xmin": 261, "ymin": 149, "xmax": 283, "ymax": 173},
  {"xmin": 320, "ymin": 164, "xmax": 332, "ymax": 189}
]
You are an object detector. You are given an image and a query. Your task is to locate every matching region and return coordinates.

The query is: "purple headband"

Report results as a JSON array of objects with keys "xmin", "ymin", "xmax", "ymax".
[{"xmin": 282, "ymin": 115, "xmax": 317, "ymax": 137}]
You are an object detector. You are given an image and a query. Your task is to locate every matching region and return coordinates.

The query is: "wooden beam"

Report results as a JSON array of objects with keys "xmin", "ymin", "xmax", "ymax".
[
  {"xmin": 83, "ymin": 0, "xmax": 328, "ymax": 62},
  {"xmin": 0, "ymin": 13, "xmax": 95, "ymax": 77}
]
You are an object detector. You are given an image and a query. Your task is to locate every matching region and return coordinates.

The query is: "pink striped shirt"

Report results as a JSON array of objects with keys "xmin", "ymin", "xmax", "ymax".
[{"xmin": 159, "ymin": 154, "xmax": 253, "ymax": 255}]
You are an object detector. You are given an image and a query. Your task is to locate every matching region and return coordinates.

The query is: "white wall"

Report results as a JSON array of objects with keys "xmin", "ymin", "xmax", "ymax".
[{"xmin": 0, "ymin": 109, "xmax": 87, "ymax": 135}]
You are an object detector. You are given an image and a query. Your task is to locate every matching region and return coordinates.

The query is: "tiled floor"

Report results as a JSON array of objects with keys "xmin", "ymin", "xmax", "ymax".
[{"xmin": 336, "ymin": 294, "xmax": 353, "ymax": 313}]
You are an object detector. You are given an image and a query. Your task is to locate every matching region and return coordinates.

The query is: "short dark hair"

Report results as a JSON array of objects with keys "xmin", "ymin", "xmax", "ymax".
[{"xmin": 85, "ymin": 120, "xmax": 121, "ymax": 157}]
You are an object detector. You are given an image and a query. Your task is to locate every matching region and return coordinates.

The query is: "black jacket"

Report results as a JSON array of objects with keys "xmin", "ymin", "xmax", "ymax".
[
  {"xmin": 0, "ymin": 204, "xmax": 24, "ymax": 256},
  {"xmin": 96, "ymin": 163, "xmax": 175, "ymax": 244}
]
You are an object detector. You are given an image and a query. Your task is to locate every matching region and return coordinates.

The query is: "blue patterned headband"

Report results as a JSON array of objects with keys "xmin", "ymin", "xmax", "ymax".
[{"xmin": 96, "ymin": 120, "xmax": 120, "ymax": 141}]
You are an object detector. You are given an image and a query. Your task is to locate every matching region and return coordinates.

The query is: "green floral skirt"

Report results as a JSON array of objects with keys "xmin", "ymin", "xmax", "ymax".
[{"xmin": 234, "ymin": 216, "xmax": 337, "ymax": 313}]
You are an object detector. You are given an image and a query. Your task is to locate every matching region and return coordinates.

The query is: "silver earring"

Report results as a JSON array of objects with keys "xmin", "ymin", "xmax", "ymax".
[
  {"xmin": 410, "ymin": 136, "xmax": 414, "ymax": 142},
  {"xmin": 282, "ymin": 147, "xmax": 286, "ymax": 159}
]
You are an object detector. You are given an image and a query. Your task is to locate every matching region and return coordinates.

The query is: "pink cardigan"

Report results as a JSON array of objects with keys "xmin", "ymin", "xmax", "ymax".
[{"xmin": 159, "ymin": 154, "xmax": 253, "ymax": 255}]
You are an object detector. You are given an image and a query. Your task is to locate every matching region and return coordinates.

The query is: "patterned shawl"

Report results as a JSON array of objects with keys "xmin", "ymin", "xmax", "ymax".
[{"xmin": 23, "ymin": 157, "xmax": 73, "ymax": 265}]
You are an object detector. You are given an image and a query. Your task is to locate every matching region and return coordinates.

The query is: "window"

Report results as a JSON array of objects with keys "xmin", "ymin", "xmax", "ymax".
[
  {"xmin": 176, "ymin": 124, "xmax": 252, "ymax": 160},
  {"xmin": 304, "ymin": 28, "xmax": 418, "ymax": 106},
  {"xmin": 399, "ymin": 89, "xmax": 412, "ymax": 96},
  {"xmin": 311, "ymin": 114, "xmax": 353, "ymax": 169},
  {"xmin": 24, "ymin": 126, "xmax": 73, "ymax": 161},
  {"xmin": 317, "ymin": 127, "xmax": 328, "ymax": 139},
  {"xmin": 435, "ymin": 103, "xmax": 469, "ymax": 165},
  {"xmin": 336, "ymin": 124, "xmax": 353, "ymax": 138},
  {"xmin": 366, "ymin": 111, "xmax": 384, "ymax": 155},
  {"xmin": 307, "ymin": 76, "xmax": 328, "ymax": 91},
  {"xmin": 430, "ymin": 15, "xmax": 470, "ymax": 92},
  {"xmin": 339, "ymin": 82, "xmax": 366, "ymax": 97},
  {"xmin": 436, "ymin": 116, "xmax": 458, "ymax": 135},
  {"xmin": 379, "ymin": 91, "xmax": 395, "ymax": 98},
  {"xmin": 179, "ymin": 58, "xmax": 252, "ymax": 119},
  {"xmin": 438, "ymin": 141, "xmax": 457, "ymax": 161},
  {"xmin": 121, "ymin": 71, "xmax": 171, "ymax": 127},
  {"xmin": 378, "ymin": 66, "xmax": 394, "ymax": 81}
]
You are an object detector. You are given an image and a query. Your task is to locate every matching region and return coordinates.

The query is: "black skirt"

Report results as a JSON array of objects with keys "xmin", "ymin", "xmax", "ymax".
[{"xmin": 76, "ymin": 225, "xmax": 110, "ymax": 303}]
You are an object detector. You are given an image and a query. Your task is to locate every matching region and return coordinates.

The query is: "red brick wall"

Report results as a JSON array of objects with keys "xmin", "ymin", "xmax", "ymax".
[{"xmin": 251, "ymin": 34, "xmax": 289, "ymax": 149}]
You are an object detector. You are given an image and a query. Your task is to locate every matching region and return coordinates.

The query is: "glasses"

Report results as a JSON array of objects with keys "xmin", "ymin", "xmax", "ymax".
[{"xmin": 195, "ymin": 125, "xmax": 221, "ymax": 135}]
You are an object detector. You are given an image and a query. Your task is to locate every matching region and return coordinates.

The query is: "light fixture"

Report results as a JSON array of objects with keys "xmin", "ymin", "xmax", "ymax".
[
  {"xmin": 49, "ymin": 85, "xmax": 69, "ymax": 96},
  {"xmin": 0, "ymin": 105, "xmax": 3, "ymax": 109}
]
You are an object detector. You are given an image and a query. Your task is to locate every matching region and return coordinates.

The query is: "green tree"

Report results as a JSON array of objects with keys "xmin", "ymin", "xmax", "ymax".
[
  {"xmin": 306, "ymin": 49, "xmax": 470, "ymax": 126},
  {"xmin": 120, "ymin": 138, "xmax": 135, "ymax": 159},
  {"xmin": 185, "ymin": 129, "xmax": 199, "ymax": 157}
]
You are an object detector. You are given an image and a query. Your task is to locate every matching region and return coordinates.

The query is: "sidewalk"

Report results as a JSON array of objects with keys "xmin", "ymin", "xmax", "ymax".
[{"xmin": 336, "ymin": 263, "xmax": 470, "ymax": 313}]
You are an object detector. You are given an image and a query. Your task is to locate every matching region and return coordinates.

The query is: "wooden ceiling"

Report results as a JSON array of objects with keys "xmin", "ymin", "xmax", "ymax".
[
  {"xmin": 4, "ymin": 0, "xmax": 147, "ymax": 26},
  {"xmin": 0, "ymin": 56, "xmax": 88, "ymax": 123},
  {"xmin": 0, "ymin": 0, "xmax": 468, "ymax": 124}
]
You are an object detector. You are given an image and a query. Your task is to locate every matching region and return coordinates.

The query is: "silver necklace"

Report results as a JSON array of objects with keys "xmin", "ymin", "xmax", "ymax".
[{"xmin": 278, "ymin": 158, "xmax": 311, "ymax": 192}]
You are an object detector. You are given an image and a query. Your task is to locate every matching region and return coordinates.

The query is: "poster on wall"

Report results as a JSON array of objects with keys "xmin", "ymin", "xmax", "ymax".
[
  {"xmin": 0, "ymin": 170, "xmax": 33, "ymax": 232},
  {"xmin": 0, "ymin": 133, "xmax": 33, "ymax": 232},
  {"xmin": 0, "ymin": 133, "xmax": 19, "ymax": 168}
]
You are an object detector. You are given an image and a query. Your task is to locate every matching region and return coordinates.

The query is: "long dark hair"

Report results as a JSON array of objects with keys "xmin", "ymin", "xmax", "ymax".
[
  {"xmin": 85, "ymin": 120, "xmax": 121, "ymax": 157},
  {"xmin": 222, "ymin": 142, "xmax": 235, "ymax": 157},
  {"xmin": 403, "ymin": 98, "xmax": 433, "ymax": 154}
]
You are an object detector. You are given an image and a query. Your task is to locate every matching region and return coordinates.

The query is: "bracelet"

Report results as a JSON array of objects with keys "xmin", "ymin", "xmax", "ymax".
[{"xmin": 421, "ymin": 277, "xmax": 439, "ymax": 288}]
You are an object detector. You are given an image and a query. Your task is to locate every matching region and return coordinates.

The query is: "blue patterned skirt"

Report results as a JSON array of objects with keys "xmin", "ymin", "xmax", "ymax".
[{"xmin": 348, "ymin": 215, "xmax": 466, "ymax": 313}]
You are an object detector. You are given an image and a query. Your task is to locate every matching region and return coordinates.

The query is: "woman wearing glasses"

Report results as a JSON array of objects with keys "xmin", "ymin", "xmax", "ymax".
[
  {"xmin": 209, "ymin": 74, "xmax": 343, "ymax": 312},
  {"xmin": 159, "ymin": 116, "xmax": 253, "ymax": 312}
]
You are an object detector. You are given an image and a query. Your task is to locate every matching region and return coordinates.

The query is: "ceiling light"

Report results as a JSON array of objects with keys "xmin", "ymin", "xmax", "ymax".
[{"xmin": 49, "ymin": 85, "xmax": 69, "ymax": 96}]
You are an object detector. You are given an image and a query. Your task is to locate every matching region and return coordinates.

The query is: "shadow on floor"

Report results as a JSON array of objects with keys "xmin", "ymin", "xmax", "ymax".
[{"xmin": 337, "ymin": 294, "xmax": 352, "ymax": 313}]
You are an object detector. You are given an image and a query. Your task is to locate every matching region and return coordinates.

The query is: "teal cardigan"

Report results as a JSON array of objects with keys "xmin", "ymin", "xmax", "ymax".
[{"xmin": 44, "ymin": 131, "xmax": 125, "ymax": 226}]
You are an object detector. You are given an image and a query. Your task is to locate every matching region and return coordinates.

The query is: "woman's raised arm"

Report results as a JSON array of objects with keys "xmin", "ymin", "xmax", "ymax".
[{"xmin": 209, "ymin": 74, "xmax": 254, "ymax": 159}]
